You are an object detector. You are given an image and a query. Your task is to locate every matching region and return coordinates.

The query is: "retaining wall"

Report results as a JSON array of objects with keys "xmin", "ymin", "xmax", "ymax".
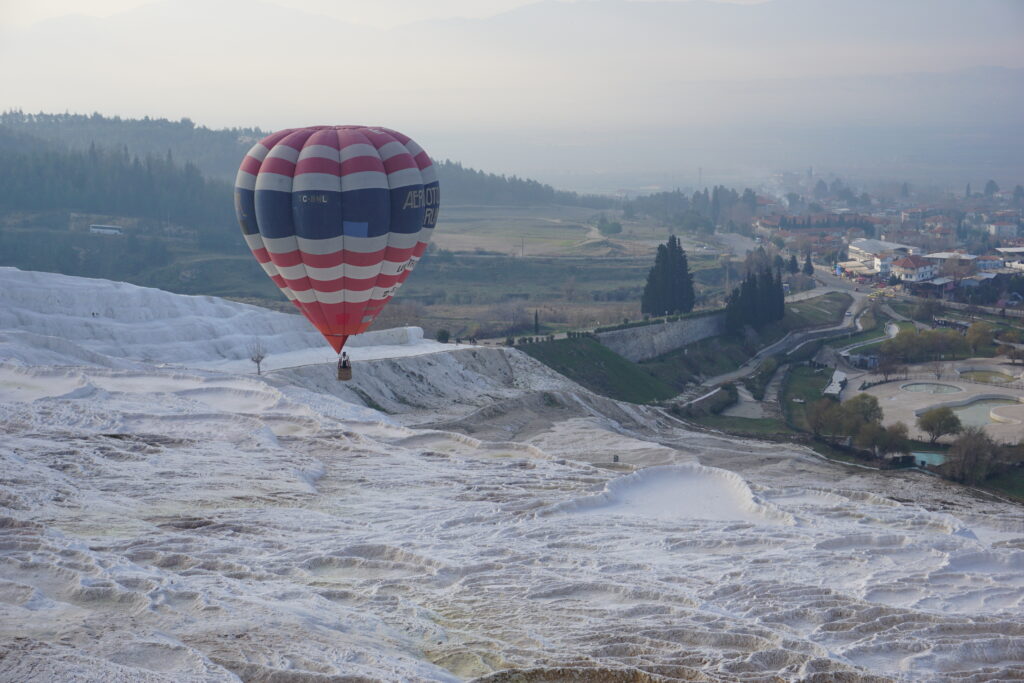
[{"xmin": 596, "ymin": 313, "xmax": 726, "ymax": 362}]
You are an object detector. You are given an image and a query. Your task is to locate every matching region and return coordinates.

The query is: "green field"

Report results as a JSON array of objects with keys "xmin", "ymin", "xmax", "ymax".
[
  {"xmin": 983, "ymin": 469, "xmax": 1024, "ymax": 502},
  {"xmin": 433, "ymin": 204, "xmax": 717, "ymax": 259},
  {"xmin": 519, "ymin": 337, "xmax": 677, "ymax": 404},
  {"xmin": 433, "ymin": 205, "xmax": 596, "ymax": 256}
]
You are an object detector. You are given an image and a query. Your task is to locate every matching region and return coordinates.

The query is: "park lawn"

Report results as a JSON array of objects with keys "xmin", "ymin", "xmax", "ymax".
[
  {"xmin": 519, "ymin": 337, "xmax": 677, "ymax": 404},
  {"xmin": 782, "ymin": 365, "xmax": 833, "ymax": 432},
  {"xmin": 853, "ymin": 322, "xmax": 918, "ymax": 355},
  {"xmin": 781, "ymin": 292, "xmax": 852, "ymax": 330},
  {"xmin": 828, "ymin": 309, "xmax": 890, "ymax": 348}
]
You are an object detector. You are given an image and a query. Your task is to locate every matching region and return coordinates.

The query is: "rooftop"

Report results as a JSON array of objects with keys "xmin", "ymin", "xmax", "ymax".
[
  {"xmin": 892, "ymin": 255, "xmax": 931, "ymax": 269},
  {"xmin": 924, "ymin": 252, "xmax": 977, "ymax": 260},
  {"xmin": 849, "ymin": 238, "xmax": 916, "ymax": 255}
]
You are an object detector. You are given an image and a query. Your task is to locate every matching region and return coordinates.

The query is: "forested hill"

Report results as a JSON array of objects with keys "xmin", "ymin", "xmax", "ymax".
[
  {"xmin": 0, "ymin": 126, "xmax": 236, "ymax": 249},
  {"xmin": 0, "ymin": 111, "xmax": 260, "ymax": 182},
  {"xmin": 0, "ymin": 111, "xmax": 612, "ymax": 208},
  {"xmin": 434, "ymin": 160, "xmax": 613, "ymax": 208}
]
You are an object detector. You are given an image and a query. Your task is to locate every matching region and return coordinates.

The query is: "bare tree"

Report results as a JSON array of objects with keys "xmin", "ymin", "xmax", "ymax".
[
  {"xmin": 248, "ymin": 340, "xmax": 267, "ymax": 375},
  {"xmin": 929, "ymin": 359, "xmax": 945, "ymax": 380}
]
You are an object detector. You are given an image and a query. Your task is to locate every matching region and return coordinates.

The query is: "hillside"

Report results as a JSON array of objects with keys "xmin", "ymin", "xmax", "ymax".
[{"xmin": 0, "ymin": 112, "xmax": 613, "ymax": 207}]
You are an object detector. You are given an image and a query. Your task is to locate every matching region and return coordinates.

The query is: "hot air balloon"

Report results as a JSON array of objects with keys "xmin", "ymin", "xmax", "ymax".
[{"xmin": 234, "ymin": 126, "xmax": 439, "ymax": 377}]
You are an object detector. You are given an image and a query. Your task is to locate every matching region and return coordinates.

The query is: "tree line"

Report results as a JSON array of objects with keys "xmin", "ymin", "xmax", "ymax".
[
  {"xmin": 723, "ymin": 268, "xmax": 785, "ymax": 334},
  {"xmin": 1, "ymin": 111, "xmax": 616, "ymax": 209},
  {"xmin": 625, "ymin": 185, "xmax": 758, "ymax": 232},
  {"xmin": 1, "ymin": 110, "xmax": 259, "ymax": 181}
]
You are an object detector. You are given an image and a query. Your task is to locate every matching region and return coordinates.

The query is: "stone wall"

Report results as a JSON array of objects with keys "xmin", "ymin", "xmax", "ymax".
[{"xmin": 596, "ymin": 313, "xmax": 726, "ymax": 362}]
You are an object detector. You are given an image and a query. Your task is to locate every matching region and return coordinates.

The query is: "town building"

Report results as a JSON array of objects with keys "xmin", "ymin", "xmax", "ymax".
[{"xmin": 891, "ymin": 254, "xmax": 936, "ymax": 282}]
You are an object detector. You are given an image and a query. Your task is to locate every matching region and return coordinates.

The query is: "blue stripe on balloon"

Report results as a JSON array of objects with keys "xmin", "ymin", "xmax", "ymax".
[
  {"xmin": 256, "ymin": 188, "xmax": 395, "ymax": 241},
  {"xmin": 293, "ymin": 191, "xmax": 342, "ymax": 240},
  {"xmin": 254, "ymin": 189, "xmax": 295, "ymax": 239},
  {"xmin": 234, "ymin": 188, "xmax": 260, "ymax": 235},
  {"xmin": 388, "ymin": 183, "xmax": 426, "ymax": 234}
]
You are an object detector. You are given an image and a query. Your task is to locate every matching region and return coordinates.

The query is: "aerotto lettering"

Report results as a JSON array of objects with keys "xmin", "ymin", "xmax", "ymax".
[
  {"xmin": 301, "ymin": 194, "xmax": 329, "ymax": 204},
  {"xmin": 402, "ymin": 187, "xmax": 439, "ymax": 210}
]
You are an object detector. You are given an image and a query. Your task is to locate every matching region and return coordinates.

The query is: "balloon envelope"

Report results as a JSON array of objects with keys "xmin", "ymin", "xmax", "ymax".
[{"xmin": 234, "ymin": 126, "xmax": 439, "ymax": 352}]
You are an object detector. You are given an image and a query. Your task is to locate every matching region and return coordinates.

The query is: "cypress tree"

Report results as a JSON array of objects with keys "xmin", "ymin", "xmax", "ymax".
[
  {"xmin": 641, "ymin": 244, "xmax": 671, "ymax": 315},
  {"xmin": 642, "ymin": 237, "xmax": 695, "ymax": 316},
  {"xmin": 802, "ymin": 253, "xmax": 814, "ymax": 276},
  {"xmin": 774, "ymin": 269, "xmax": 785, "ymax": 321},
  {"xmin": 757, "ymin": 268, "xmax": 775, "ymax": 327},
  {"xmin": 788, "ymin": 254, "xmax": 799, "ymax": 274}
]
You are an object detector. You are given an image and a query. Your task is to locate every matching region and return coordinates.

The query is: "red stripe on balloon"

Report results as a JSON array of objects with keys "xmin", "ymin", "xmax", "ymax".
[
  {"xmin": 270, "ymin": 249, "xmax": 390, "ymax": 268},
  {"xmin": 412, "ymin": 151, "xmax": 432, "ymax": 169},
  {"xmin": 341, "ymin": 156, "xmax": 386, "ymax": 175},
  {"xmin": 383, "ymin": 155, "xmax": 417, "ymax": 174},
  {"xmin": 260, "ymin": 157, "xmax": 296, "ymax": 177},
  {"xmin": 295, "ymin": 157, "xmax": 341, "ymax": 175},
  {"xmin": 240, "ymin": 156, "xmax": 263, "ymax": 175}
]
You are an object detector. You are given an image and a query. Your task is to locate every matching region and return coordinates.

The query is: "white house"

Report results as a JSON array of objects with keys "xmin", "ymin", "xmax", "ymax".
[{"xmin": 891, "ymin": 254, "xmax": 936, "ymax": 282}]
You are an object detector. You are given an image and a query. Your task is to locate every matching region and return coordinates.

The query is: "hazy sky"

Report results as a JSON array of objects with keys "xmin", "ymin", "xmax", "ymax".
[
  {"xmin": 0, "ymin": 0, "xmax": 766, "ymax": 27},
  {"xmin": 2, "ymin": 0, "xmax": 1022, "ymax": 189}
]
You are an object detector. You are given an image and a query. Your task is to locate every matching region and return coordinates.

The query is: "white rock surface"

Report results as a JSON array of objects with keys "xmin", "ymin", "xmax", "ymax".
[{"xmin": 0, "ymin": 269, "xmax": 1022, "ymax": 682}]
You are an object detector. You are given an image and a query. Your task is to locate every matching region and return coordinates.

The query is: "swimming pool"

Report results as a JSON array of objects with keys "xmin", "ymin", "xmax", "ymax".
[
  {"xmin": 951, "ymin": 398, "xmax": 1020, "ymax": 427},
  {"xmin": 959, "ymin": 370, "xmax": 1016, "ymax": 384},
  {"xmin": 911, "ymin": 451, "xmax": 946, "ymax": 466}
]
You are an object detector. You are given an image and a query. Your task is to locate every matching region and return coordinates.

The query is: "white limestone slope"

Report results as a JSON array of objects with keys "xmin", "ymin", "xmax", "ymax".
[
  {"xmin": 0, "ymin": 269, "xmax": 1022, "ymax": 682},
  {"xmin": 0, "ymin": 266, "xmax": 452, "ymax": 371}
]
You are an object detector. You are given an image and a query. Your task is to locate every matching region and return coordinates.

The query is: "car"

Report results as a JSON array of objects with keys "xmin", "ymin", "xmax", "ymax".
[{"xmin": 845, "ymin": 311, "xmax": 853, "ymax": 316}]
